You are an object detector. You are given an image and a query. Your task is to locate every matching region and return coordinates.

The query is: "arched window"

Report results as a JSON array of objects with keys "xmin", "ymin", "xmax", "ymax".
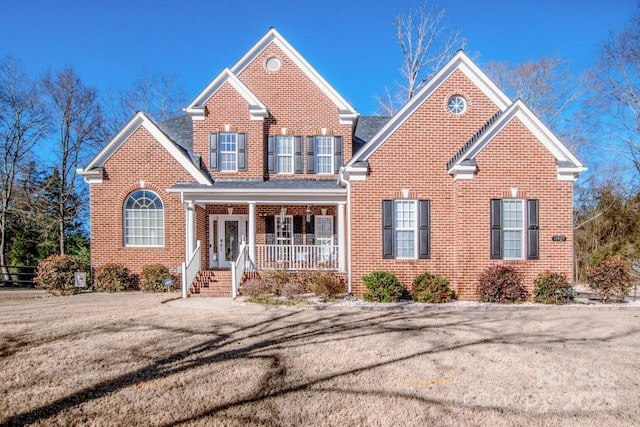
[{"xmin": 124, "ymin": 190, "xmax": 164, "ymax": 246}]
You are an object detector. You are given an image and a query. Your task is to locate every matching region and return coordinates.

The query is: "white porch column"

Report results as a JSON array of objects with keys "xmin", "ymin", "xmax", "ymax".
[
  {"xmin": 185, "ymin": 201, "xmax": 196, "ymax": 259},
  {"xmin": 248, "ymin": 202, "xmax": 256, "ymax": 265},
  {"xmin": 337, "ymin": 202, "xmax": 346, "ymax": 273}
]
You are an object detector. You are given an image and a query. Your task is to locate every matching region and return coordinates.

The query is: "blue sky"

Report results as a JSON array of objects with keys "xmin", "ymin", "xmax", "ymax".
[{"xmin": 0, "ymin": 0, "xmax": 637, "ymax": 115}]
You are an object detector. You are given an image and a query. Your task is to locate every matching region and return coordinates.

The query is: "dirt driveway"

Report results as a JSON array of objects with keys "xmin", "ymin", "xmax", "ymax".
[{"xmin": 1, "ymin": 290, "xmax": 639, "ymax": 426}]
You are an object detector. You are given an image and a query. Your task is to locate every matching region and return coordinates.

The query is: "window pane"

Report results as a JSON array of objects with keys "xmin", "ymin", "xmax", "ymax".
[
  {"xmin": 124, "ymin": 190, "xmax": 164, "ymax": 246},
  {"xmin": 395, "ymin": 230, "xmax": 415, "ymax": 258},
  {"xmin": 276, "ymin": 136, "xmax": 293, "ymax": 173},
  {"xmin": 502, "ymin": 200, "xmax": 522, "ymax": 228},
  {"xmin": 503, "ymin": 230, "xmax": 522, "ymax": 258}
]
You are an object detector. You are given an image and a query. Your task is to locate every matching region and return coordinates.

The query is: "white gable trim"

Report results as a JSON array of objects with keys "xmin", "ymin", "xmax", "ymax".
[
  {"xmin": 80, "ymin": 112, "xmax": 212, "ymax": 185},
  {"xmin": 185, "ymin": 68, "xmax": 268, "ymax": 121},
  {"xmin": 348, "ymin": 51, "xmax": 512, "ymax": 166},
  {"xmin": 229, "ymin": 28, "xmax": 358, "ymax": 125},
  {"xmin": 447, "ymin": 100, "xmax": 586, "ymax": 181}
]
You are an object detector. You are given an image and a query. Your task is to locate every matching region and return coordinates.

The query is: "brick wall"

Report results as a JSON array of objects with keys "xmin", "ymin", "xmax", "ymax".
[
  {"xmin": 348, "ymin": 69, "xmax": 574, "ymax": 300},
  {"xmin": 90, "ymin": 126, "xmax": 192, "ymax": 279}
]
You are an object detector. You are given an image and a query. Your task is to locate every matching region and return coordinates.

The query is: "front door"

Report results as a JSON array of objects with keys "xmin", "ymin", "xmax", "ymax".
[{"xmin": 209, "ymin": 215, "xmax": 247, "ymax": 269}]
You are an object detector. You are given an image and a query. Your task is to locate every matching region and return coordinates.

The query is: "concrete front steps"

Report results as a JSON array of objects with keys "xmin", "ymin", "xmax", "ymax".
[{"xmin": 189, "ymin": 270, "xmax": 233, "ymax": 297}]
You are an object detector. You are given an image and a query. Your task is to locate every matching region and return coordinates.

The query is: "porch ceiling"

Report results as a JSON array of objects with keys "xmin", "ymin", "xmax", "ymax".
[{"xmin": 167, "ymin": 179, "xmax": 347, "ymax": 204}]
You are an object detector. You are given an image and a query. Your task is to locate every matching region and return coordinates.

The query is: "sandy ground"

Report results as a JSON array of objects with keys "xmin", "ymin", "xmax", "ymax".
[{"xmin": 1, "ymin": 290, "xmax": 639, "ymax": 426}]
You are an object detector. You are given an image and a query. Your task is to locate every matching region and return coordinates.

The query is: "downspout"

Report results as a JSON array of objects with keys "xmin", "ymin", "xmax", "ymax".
[{"xmin": 338, "ymin": 166, "xmax": 352, "ymax": 296}]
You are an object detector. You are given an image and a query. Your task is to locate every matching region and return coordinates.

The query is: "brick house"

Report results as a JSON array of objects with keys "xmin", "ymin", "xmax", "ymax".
[{"xmin": 78, "ymin": 28, "xmax": 585, "ymax": 300}]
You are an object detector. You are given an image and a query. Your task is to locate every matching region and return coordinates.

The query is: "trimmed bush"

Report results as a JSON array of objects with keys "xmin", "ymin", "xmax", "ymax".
[
  {"xmin": 35, "ymin": 255, "xmax": 85, "ymax": 295},
  {"xmin": 240, "ymin": 277, "xmax": 273, "ymax": 296},
  {"xmin": 139, "ymin": 264, "xmax": 174, "ymax": 292},
  {"xmin": 93, "ymin": 263, "xmax": 131, "ymax": 293},
  {"xmin": 363, "ymin": 271, "xmax": 404, "ymax": 302},
  {"xmin": 309, "ymin": 271, "xmax": 345, "ymax": 299},
  {"xmin": 412, "ymin": 272, "xmax": 455, "ymax": 303},
  {"xmin": 477, "ymin": 264, "xmax": 528, "ymax": 303},
  {"xmin": 587, "ymin": 258, "xmax": 632, "ymax": 303},
  {"xmin": 281, "ymin": 282, "xmax": 307, "ymax": 298},
  {"xmin": 262, "ymin": 269, "xmax": 292, "ymax": 296},
  {"xmin": 533, "ymin": 271, "xmax": 574, "ymax": 304}
]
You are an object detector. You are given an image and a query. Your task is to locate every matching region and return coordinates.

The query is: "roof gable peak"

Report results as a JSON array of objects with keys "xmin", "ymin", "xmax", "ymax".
[{"xmin": 185, "ymin": 68, "xmax": 267, "ymax": 121}]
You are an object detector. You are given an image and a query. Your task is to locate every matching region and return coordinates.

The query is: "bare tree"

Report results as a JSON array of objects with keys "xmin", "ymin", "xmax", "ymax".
[
  {"xmin": 591, "ymin": 12, "xmax": 640, "ymax": 176},
  {"xmin": 42, "ymin": 67, "xmax": 102, "ymax": 255},
  {"xmin": 0, "ymin": 56, "xmax": 49, "ymax": 277},
  {"xmin": 377, "ymin": 0, "xmax": 465, "ymax": 115},
  {"xmin": 486, "ymin": 54, "xmax": 584, "ymax": 129},
  {"xmin": 102, "ymin": 70, "xmax": 187, "ymax": 140}
]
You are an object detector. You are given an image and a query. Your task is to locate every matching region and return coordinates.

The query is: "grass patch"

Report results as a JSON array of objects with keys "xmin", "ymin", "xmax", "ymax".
[{"xmin": 246, "ymin": 295, "xmax": 313, "ymax": 306}]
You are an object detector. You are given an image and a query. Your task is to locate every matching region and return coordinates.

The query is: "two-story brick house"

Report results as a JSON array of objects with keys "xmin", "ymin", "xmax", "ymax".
[{"xmin": 79, "ymin": 28, "xmax": 585, "ymax": 300}]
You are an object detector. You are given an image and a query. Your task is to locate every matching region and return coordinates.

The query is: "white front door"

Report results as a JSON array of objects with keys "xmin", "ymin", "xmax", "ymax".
[{"xmin": 209, "ymin": 215, "xmax": 247, "ymax": 269}]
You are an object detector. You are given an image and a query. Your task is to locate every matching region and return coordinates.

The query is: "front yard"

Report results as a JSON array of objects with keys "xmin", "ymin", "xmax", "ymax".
[{"xmin": 1, "ymin": 290, "xmax": 639, "ymax": 426}]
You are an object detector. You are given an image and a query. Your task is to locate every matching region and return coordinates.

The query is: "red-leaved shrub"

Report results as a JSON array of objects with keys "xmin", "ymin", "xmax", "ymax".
[
  {"xmin": 477, "ymin": 264, "xmax": 528, "ymax": 303},
  {"xmin": 587, "ymin": 258, "xmax": 632, "ymax": 303}
]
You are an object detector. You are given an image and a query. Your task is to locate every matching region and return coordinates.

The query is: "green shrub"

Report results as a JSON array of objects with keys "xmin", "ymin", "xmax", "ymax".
[
  {"xmin": 533, "ymin": 271, "xmax": 574, "ymax": 304},
  {"xmin": 35, "ymin": 255, "xmax": 85, "ymax": 295},
  {"xmin": 93, "ymin": 263, "xmax": 131, "ymax": 292},
  {"xmin": 139, "ymin": 264, "xmax": 174, "ymax": 292},
  {"xmin": 411, "ymin": 272, "xmax": 455, "ymax": 303},
  {"xmin": 308, "ymin": 271, "xmax": 345, "ymax": 299},
  {"xmin": 362, "ymin": 271, "xmax": 404, "ymax": 302},
  {"xmin": 587, "ymin": 258, "xmax": 632, "ymax": 303},
  {"xmin": 477, "ymin": 264, "xmax": 528, "ymax": 303}
]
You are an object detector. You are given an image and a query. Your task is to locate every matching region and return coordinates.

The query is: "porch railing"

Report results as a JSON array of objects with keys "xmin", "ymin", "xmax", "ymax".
[
  {"xmin": 254, "ymin": 244, "xmax": 339, "ymax": 271},
  {"xmin": 181, "ymin": 240, "xmax": 201, "ymax": 298},
  {"xmin": 231, "ymin": 244, "xmax": 252, "ymax": 298}
]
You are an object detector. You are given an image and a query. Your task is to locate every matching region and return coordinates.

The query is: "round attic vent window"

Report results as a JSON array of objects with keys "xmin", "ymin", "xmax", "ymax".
[
  {"xmin": 266, "ymin": 57, "xmax": 281, "ymax": 72},
  {"xmin": 447, "ymin": 95, "xmax": 467, "ymax": 115}
]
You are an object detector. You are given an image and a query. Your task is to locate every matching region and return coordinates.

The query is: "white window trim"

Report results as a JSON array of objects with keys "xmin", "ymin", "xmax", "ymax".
[
  {"xmin": 502, "ymin": 199, "xmax": 525, "ymax": 260},
  {"xmin": 315, "ymin": 215, "xmax": 334, "ymax": 245},
  {"xmin": 276, "ymin": 136, "xmax": 294, "ymax": 175},
  {"xmin": 315, "ymin": 136, "xmax": 334, "ymax": 175},
  {"xmin": 218, "ymin": 132, "xmax": 238, "ymax": 173},
  {"xmin": 394, "ymin": 200, "xmax": 418, "ymax": 259},
  {"xmin": 275, "ymin": 214, "xmax": 293, "ymax": 246},
  {"xmin": 123, "ymin": 190, "xmax": 164, "ymax": 248}
]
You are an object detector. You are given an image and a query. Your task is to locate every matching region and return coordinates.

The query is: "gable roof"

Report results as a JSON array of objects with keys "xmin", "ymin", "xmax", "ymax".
[
  {"xmin": 354, "ymin": 116, "xmax": 392, "ymax": 151},
  {"xmin": 78, "ymin": 111, "xmax": 212, "ymax": 185},
  {"xmin": 348, "ymin": 50, "xmax": 512, "ymax": 165},
  {"xmin": 185, "ymin": 68, "xmax": 268, "ymax": 121},
  {"xmin": 230, "ymin": 28, "xmax": 358, "ymax": 125},
  {"xmin": 446, "ymin": 99, "xmax": 586, "ymax": 180}
]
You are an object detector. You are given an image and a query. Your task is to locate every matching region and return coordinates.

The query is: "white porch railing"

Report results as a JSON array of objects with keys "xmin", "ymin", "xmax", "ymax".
[
  {"xmin": 254, "ymin": 244, "xmax": 339, "ymax": 271},
  {"xmin": 181, "ymin": 240, "xmax": 201, "ymax": 298},
  {"xmin": 231, "ymin": 243, "xmax": 253, "ymax": 298}
]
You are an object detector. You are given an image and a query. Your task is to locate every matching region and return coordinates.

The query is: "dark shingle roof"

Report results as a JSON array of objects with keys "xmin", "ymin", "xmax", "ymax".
[
  {"xmin": 354, "ymin": 116, "xmax": 392, "ymax": 151},
  {"xmin": 157, "ymin": 114, "xmax": 193, "ymax": 153},
  {"xmin": 446, "ymin": 110, "xmax": 503, "ymax": 170}
]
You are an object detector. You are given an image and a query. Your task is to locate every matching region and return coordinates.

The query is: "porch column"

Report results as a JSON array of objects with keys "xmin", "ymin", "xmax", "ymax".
[
  {"xmin": 185, "ymin": 201, "xmax": 196, "ymax": 258},
  {"xmin": 248, "ymin": 202, "xmax": 256, "ymax": 265},
  {"xmin": 337, "ymin": 202, "xmax": 346, "ymax": 273}
]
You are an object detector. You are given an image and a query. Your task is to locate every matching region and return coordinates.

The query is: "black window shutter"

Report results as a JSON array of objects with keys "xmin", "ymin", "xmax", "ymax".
[
  {"xmin": 238, "ymin": 133, "xmax": 247, "ymax": 171},
  {"xmin": 306, "ymin": 214, "xmax": 315, "ymax": 245},
  {"xmin": 267, "ymin": 136, "xmax": 275, "ymax": 173},
  {"xmin": 294, "ymin": 136, "xmax": 303, "ymax": 174},
  {"xmin": 490, "ymin": 199, "xmax": 502, "ymax": 259},
  {"xmin": 209, "ymin": 133, "xmax": 218, "ymax": 171},
  {"xmin": 382, "ymin": 200, "xmax": 394, "ymax": 259},
  {"xmin": 334, "ymin": 136, "xmax": 343, "ymax": 173},
  {"xmin": 306, "ymin": 136, "xmax": 315, "ymax": 174},
  {"xmin": 418, "ymin": 200, "xmax": 431, "ymax": 259},
  {"xmin": 293, "ymin": 215, "xmax": 303, "ymax": 245},
  {"xmin": 527, "ymin": 199, "xmax": 539, "ymax": 259},
  {"xmin": 265, "ymin": 216, "xmax": 275, "ymax": 245}
]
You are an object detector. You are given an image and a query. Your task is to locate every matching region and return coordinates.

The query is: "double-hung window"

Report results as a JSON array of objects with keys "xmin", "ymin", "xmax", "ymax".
[
  {"xmin": 491, "ymin": 199, "xmax": 539, "ymax": 260},
  {"xmin": 124, "ymin": 190, "xmax": 164, "ymax": 247},
  {"xmin": 276, "ymin": 136, "xmax": 294, "ymax": 174},
  {"xmin": 315, "ymin": 136, "xmax": 334, "ymax": 174},
  {"xmin": 382, "ymin": 199, "xmax": 431, "ymax": 259},
  {"xmin": 218, "ymin": 133, "xmax": 237, "ymax": 172}
]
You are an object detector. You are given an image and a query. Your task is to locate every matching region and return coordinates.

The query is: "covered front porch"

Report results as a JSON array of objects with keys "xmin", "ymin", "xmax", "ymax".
[{"xmin": 168, "ymin": 180, "xmax": 347, "ymax": 297}]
